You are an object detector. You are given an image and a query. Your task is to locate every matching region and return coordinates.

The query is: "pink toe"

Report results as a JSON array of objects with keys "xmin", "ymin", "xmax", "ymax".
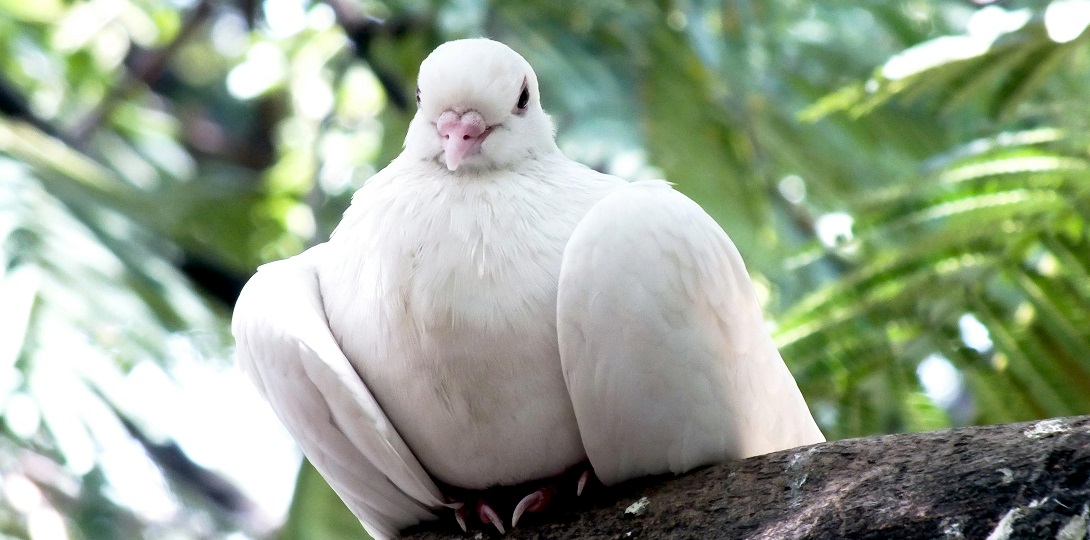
[
  {"xmin": 453, "ymin": 505, "xmax": 468, "ymax": 532},
  {"xmin": 511, "ymin": 486, "xmax": 556, "ymax": 527},
  {"xmin": 477, "ymin": 500, "xmax": 505, "ymax": 534}
]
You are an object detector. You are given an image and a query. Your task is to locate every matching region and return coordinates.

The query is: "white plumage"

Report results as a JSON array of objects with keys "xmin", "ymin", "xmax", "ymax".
[
  {"xmin": 558, "ymin": 181, "xmax": 825, "ymax": 484},
  {"xmin": 232, "ymin": 38, "xmax": 824, "ymax": 539}
]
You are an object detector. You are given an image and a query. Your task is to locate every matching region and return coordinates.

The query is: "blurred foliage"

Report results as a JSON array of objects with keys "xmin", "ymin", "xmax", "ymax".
[
  {"xmin": 278, "ymin": 460, "xmax": 364, "ymax": 540},
  {"xmin": 1, "ymin": 0, "xmax": 1088, "ymax": 537}
]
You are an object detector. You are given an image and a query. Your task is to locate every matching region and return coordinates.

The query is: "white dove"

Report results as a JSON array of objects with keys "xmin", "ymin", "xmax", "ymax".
[{"xmin": 232, "ymin": 38, "xmax": 825, "ymax": 539}]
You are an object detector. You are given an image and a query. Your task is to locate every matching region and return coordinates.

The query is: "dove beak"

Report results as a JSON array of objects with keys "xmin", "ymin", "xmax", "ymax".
[{"xmin": 437, "ymin": 110, "xmax": 492, "ymax": 171}]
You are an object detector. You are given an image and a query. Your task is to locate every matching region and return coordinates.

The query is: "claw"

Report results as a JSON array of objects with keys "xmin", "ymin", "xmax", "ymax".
[
  {"xmin": 477, "ymin": 500, "xmax": 505, "ymax": 534},
  {"xmin": 577, "ymin": 469, "xmax": 590, "ymax": 496},
  {"xmin": 511, "ymin": 486, "xmax": 555, "ymax": 528},
  {"xmin": 454, "ymin": 505, "xmax": 468, "ymax": 533}
]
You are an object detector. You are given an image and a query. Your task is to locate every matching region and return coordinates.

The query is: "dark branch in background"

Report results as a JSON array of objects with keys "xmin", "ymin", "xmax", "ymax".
[
  {"xmin": 238, "ymin": 0, "xmax": 259, "ymax": 29},
  {"xmin": 319, "ymin": 0, "xmax": 415, "ymax": 111},
  {"xmin": 0, "ymin": 0, "xmax": 413, "ymax": 306},
  {"xmin": 406, "ymin": 416, "xmax": 1090, "ymax": 539},
  {"xmin": 70, "ymin": 0, "xmax": 214, "ymax": 145},
  {"xmin": 0, "ymin": 89, "xmax": 249, "ymax": 308},
  {"xmin": 180, "ymin": 251, "xmax": 248, "ymax": 308},
  {"xmin": 0, "ymin": 0, "xmax": 213, "ymax": 153},
  {"xmin": 17, "ymin": 448, "xmax": 149, "ymax": 537},
  {"xmin": 768, "ymin": 183, "xmax": 855, "ymax": 277},
  {"xmin": 75, "ymin": 383, "xmax": 271, "ymax": 532},
  {"xmin": 0, "ymin": 77, "xmax": 70, "ymax": 143},
  {"xmin": 115, "ymin": 412, "xmax": 267, "ymax": 528}
]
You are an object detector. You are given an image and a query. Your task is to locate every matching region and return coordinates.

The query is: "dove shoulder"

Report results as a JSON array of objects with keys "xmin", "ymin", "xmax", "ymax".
[{"xmin": 557, "ymin": 180, "xmax": 824, "ymax": 486}]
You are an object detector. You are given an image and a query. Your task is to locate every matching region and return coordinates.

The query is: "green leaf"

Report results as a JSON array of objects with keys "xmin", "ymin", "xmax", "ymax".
[
  {"xmin": 988, "ymin": 40, "xmax": 1073, "ymax": 120},
  {"xmin": 279, "ymin": 460, "xmax": 370, "ymax": 540},
  {"xmin": 641, "ymin": 24, "xmax": 768, "ymax": 263},
  {"xmin": 0, "ymin": 264, "xmax": 40, "ymax": 373},
  {"xmin": 0, "ymin": 0, "xmax": 63, "ymax": 23},
  {"xmin": 902, "ymin": 392, "xmax": 951, "ymax": 433}
]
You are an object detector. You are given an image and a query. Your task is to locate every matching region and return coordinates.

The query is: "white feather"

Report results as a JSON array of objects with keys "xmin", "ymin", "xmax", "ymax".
[
  {"xmin": 557, "ymin": 180, "xmax": 825, "ymax": 485},
  {"xmin": 315, "ymin": 150, "xmax": 621, "ymax": 489},
  {"xmin": 232, "ymin": 245, "xmax": 447, "ymax": 540}
]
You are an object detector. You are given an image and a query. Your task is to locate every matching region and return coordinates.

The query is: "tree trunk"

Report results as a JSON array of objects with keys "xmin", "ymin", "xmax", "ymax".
[{"xmin": 403, "ymin": 416, "xmax": 1090, "ymax": 539}]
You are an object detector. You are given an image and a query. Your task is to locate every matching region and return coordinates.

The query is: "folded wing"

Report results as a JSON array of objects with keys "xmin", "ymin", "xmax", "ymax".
[
  {"xmin": 232, "ymin": 245, "xmax": 447, "ymax": 540},
  {"xmin": 557, "ymin": 180, "xmax": 824, "ymax": 486}
]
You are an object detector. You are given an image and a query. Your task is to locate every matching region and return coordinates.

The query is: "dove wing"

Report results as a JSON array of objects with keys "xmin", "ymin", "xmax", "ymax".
[
  {"xmin": 232, "ymin": 245, "xmax": 447, "ymax": 540},
  {"xmin": 557, "ymin": 180, "xmax": 825, "ymax": 486}
]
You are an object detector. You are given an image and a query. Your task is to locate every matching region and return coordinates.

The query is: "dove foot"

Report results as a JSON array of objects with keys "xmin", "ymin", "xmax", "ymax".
[
  {"xmin": 477, "ymin": 499, "xmax": 506, "ymax": 534},
  {"xmin": 453, "ymin": 502, "xmax": 468, "ymax": 533},
  {"xmin": 511, "ymin": 486, "xmax": 555, "ymax": 527},
  {"xmin": 577, "ymin": 468, "xmax": 592, "ymax": 496},
  {"xmin": 442, "ymin": 463, "xmax": 596, "ymax": 534}
]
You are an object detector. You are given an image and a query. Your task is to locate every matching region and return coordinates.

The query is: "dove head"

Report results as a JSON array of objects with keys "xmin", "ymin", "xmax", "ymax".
[{"xmin": 405, "ymin": 38, "xmax": 557, "ymax": 173}]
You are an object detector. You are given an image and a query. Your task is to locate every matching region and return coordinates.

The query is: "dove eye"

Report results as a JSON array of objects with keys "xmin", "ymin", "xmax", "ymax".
[
  {"xmin": 416, "ymin": 86, "xmax": 421, "ymax": 106},
  {"xmin": 516, "ymin": 83, "xmax": 529, "ymax": 111}
]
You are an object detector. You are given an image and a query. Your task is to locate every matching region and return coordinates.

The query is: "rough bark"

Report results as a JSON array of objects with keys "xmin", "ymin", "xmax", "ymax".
[{"xmin": 403, "ymin": 416, "xmax": 1090, "ymax": 539}]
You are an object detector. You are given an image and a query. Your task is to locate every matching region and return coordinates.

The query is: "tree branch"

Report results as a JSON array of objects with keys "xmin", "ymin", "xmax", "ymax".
[
  {"xmin": 404, "ymin": 416, "xmax": 1090, "ymax": 539},
  {"xmin": 318, "ymin": 0, "xmax": 414, "ymax": 110},
  {"xmin": 70, "ymin": 0, "xmax": 213, "ymax": 145}
]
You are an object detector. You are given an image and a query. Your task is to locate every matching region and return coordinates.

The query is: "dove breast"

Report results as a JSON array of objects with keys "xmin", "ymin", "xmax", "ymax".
[{"xmin": 316, "ymin": 152, "xmax": 623, "ymax": 489}]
